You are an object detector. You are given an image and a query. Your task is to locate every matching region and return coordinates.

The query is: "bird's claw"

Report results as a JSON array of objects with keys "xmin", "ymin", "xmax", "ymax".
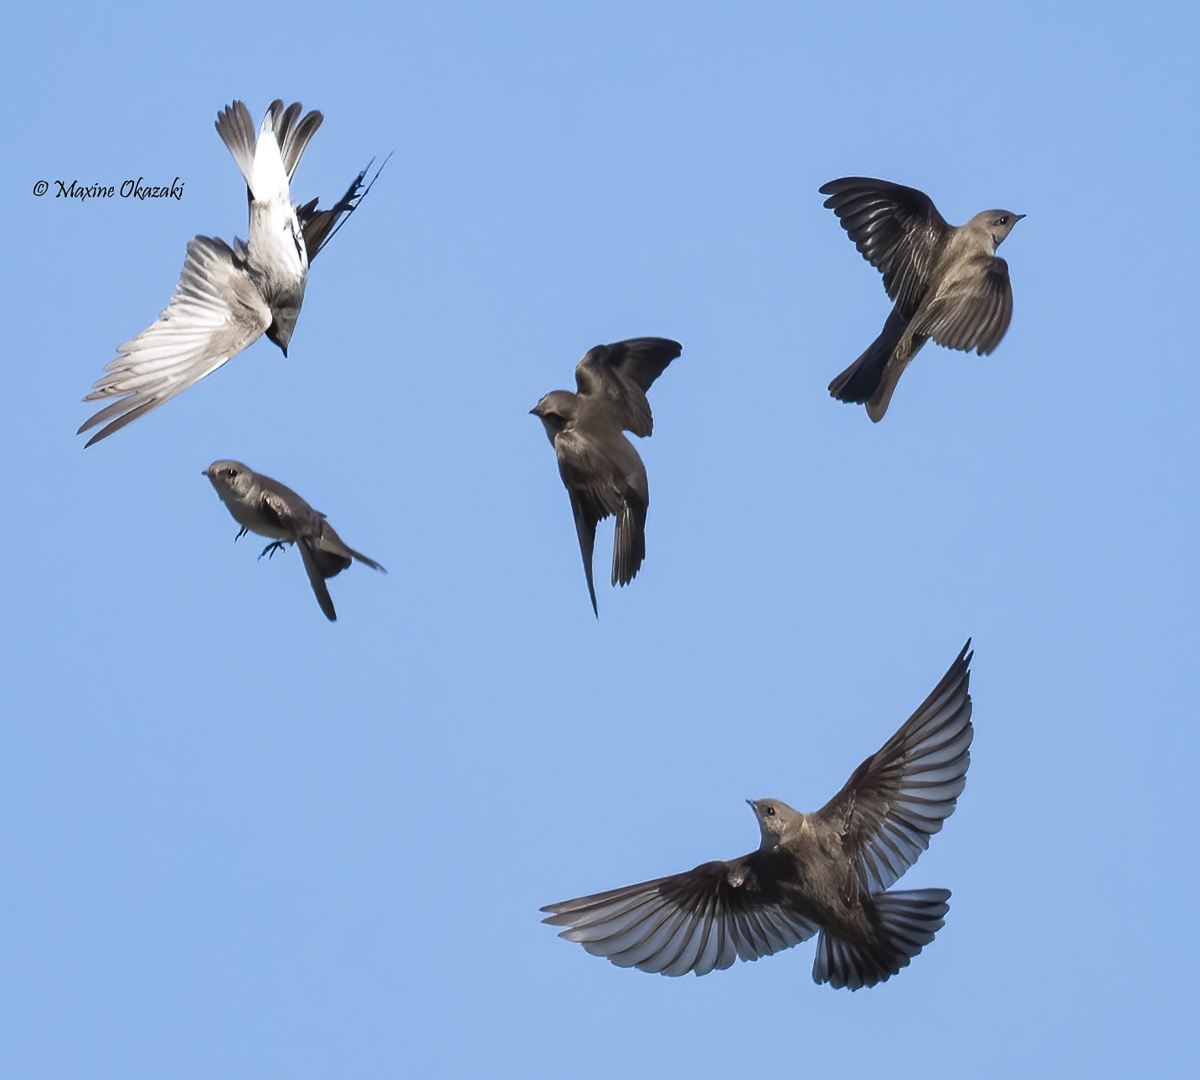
[{"xmin": 258, "ymin": 540, "xmax": 289, "ymax": 561}]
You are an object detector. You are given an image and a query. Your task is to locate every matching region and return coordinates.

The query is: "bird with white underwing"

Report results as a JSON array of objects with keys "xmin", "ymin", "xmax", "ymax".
[{"xmin": 78, "ymin": 99, "xmax": 386, "ymax": 446}]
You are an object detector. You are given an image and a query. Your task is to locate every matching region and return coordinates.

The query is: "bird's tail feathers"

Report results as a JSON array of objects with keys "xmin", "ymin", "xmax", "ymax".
[
  {"xmin": 812, "ymin": 888, "xmax": 950, "ymax": 990},
  {"xmin": 346, "ymin": 547, "xmax": 386, "ymax": 573},
  {"xmin": 313, "ymin": 524, "xmax": 385, "ymax": 575},
  {"xmin": 265, "ymin": 100, "xmax": 324, "ymax": 181},
  {"xmin": 866, "ymin": 346, "xmax": 921, "ymax": 423},
  {"xmin": 828, "ymin": 306, "xmax": 908, "ymax": 412},
  {"xmin": 245, "ymin": 106, "xmax": 295, "ymax": 205},
  {"xmin": 215, "ymin": 102, "xmax": 257, "ymax": 187},
  {"xmin": 611, "ymin": 498, "xmax": 647, "ymax": 588}
]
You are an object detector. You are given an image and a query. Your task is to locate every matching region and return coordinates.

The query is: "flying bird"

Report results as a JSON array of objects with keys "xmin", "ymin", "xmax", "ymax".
[
  {"xmin": 820, "ymin": 177, "xmax": 1023, "ymax": 421},
  {"xmin": 78, "ymin": 100, "xmax": 385, "ymax": 446},
  {"xmin": 204, "ymin": 460, "xmax": 385, "ymax": 622},
  {"xmin": 542, "ymin": 641, "xmax": 974, "ymax": 990},
  {"xmin": 531, "ymin": 337, "xmax": 682, "ymax": 617}
]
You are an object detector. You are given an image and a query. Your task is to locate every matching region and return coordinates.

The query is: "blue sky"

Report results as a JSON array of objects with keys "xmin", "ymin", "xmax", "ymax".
[{"xmin": 4, "ymin": 2, "xmax": 1198, "ymax": 1077}]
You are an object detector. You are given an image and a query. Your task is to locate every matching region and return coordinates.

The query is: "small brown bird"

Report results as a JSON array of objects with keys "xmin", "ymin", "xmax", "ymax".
[
  {"xmin": 820, "ymin": 177, "xmax": 1022, "ymax": 421},
  {"xmin": 542, "ymin": 642, "xmax": 974, "ymax": 989},
  {"xmin": 531, "ymin": 337, "xmax": 681, "ymax": 617},
  {"xmin": 204, "ymin": 460, "xmax": 385, "ymax": 622}
]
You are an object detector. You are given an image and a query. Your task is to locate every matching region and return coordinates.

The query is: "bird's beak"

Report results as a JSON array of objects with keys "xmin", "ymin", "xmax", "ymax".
[
  {"xmin": 529, "ymin": 407, "xmax": 538, "ymax": 416},
  {"xmin": 746, "ymin": 799, "xmax": 757, "ymax": 811}
]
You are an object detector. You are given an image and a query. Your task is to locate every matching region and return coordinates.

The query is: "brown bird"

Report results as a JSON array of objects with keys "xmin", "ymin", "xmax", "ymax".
[
  {"xmin": 542, "ymin": 642, "xmax": 974, "ymax": 989},
  {"xmin": 204, "ymin": 460, "xmax": 385, "ymax": 622},
  {"xmin": 821, "ymin": 177, "xmax": 1022, "ymax": 421},
  {"xmin": 531, "ymin": 337, "xmax": 681, "ymax": 616}
]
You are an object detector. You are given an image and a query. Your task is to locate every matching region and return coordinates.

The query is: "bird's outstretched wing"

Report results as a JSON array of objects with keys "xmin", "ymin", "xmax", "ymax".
[
  {"xmin": 297, "ymin": 152, "xmax": 392, "ymax": 263},
  {"xmin": 78, "ymin": 236, "xmax": 271, "ymax": 446},
  {"xmin": 542, "ymin": 852, "xmax": 820, "ymax": 977},
  {"xmin": 574, "ymin": 337, "xmax": 682, "ymax": 437},
  {"xmin": 820, "ymin": 178, "xmax": 952, "ymax": 315},
  {"xmin": 916, "ymin": 257, "xmax": 1014, "ymax": 355},
  {"xmin": 814, "ymin": 641, "xmax": 974, "ymax": 894}
]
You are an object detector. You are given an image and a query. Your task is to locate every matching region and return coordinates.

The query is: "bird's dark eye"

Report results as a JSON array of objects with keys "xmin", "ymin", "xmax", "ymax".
[
  {"xmin": 998, "ymin": 216, "xmax": 1008, "ymax": 225},
  {"xmin": 765, "ymin": 805, "xmax": 775, "ymax": 816}
]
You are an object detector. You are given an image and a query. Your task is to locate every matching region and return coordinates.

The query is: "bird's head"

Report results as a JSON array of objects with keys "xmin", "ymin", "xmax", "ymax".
[
  {"xmin": 204, "ymin": 460, "xmax": 254, "ymax": 502},
  {"xmin": 530, "ymin": 390, "xmax": 577, "ymax": 446},
  {"xmin": 747, "ymin": 798, "xmax": 801, "ymax": 849},
  {"xmin": 974, "ymin": 209, "xmax": 1025, "ymax": 251},
  {"xmin": 265, "ymin": 297, "xmax": 304, "ymax": 355}
]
